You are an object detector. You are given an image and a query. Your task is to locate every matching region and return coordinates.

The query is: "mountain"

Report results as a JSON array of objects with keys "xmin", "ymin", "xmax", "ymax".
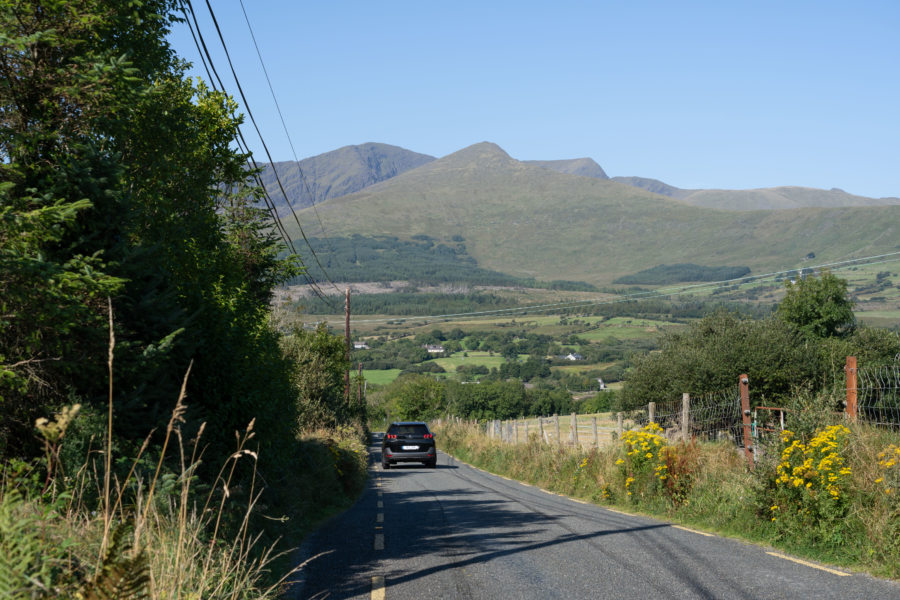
[
  {"xmin": 257, "ymin": 142, "xmax": 434, "ymax": 213},
  {"xmin": 612, "ymin": 177, "xmax": 900, "ymax": 210},
  {"xmin": 525, "ymin": 158, "xmax": 609, "ymax": 179},
  {"xmin": 285, "ymin": 142, "xmax": 900, "ymax": 286},
  {"xmin": 611, "ymin": 176, "xmax": 694, "ymax": 200}
]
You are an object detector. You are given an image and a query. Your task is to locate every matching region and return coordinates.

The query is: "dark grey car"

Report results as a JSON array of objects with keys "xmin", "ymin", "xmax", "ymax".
[{"xmin": 381, "ymin": 421, "xmax": 436, "ymax": 468}]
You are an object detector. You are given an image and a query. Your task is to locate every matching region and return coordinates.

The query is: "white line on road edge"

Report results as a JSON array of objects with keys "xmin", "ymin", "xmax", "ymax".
[
  {"xmin": 673, "ymin": 525, "xmax": 714, "ymax": 537},
  {"xmin": 371, "ymin": 576, "xmax": 385, "ymax": 600},
  {"xmin": 376, "ymin": 513, "xmax": 384, "ymax": 523},
  {"xmin": 765, "ymin": 552, "xmax": 850, "ymax": 576}
]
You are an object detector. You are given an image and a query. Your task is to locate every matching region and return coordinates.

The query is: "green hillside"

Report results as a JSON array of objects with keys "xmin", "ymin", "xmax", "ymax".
[
  {"xmin": 612, "ymin": 177, "xmax": 900, "ymax": 210},
  {"xmin": 283, "ymin": 142, "xmax": 900, "ymax": 286}
]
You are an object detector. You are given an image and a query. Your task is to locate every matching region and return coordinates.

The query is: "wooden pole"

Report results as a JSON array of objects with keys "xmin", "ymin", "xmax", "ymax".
[
  {"xmin": 648, "ymin": 402, "xmax": 656, "ymax": 424},
  {"xmin": 571, "ymin": 413, "xmax": 578, "ymax": 446},
  {"xmin": 344, "ymin": 288, "xmax": 351, "ymax": 402},
  {"xmin": 592, "ymin": 417, "xmax": 598, "ymax": 448},
  {"xmin": 681, "ymin": 393, "xmax": 690, "ymax": 443}
]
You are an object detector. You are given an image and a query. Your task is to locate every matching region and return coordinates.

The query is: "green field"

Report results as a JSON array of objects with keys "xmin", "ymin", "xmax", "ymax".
[
  {"xmin": 362, "ymin": 369, "xmax": 403, "ymax": 385},
  {"xmin": 433, "ymin": 351, "xmax": 511, "ymax": 373}
]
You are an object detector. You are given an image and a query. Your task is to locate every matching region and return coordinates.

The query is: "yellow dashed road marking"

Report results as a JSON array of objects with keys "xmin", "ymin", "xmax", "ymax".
[
  {"xmin": 765, "ymin": 552, "xmax": 850, "ymax": 576},
  {"xmin": 371, "ymin": 576, "xmax": 385, "ymax": 600}
]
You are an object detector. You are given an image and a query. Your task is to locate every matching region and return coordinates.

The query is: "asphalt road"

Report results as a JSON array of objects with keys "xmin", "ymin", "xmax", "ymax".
[{"xmin": 294, "ymin": 435, "xmax": 900, "ymax": 599}]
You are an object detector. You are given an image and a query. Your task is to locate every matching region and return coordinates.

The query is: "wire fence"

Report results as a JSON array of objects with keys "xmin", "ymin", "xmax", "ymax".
[
  {"xmin": 857, "ymin": 361, "xmax": 900, "ymax": 430},
  {"xmin": 631, "ymin": 386, "xmax": 743, "ymax": 444}
]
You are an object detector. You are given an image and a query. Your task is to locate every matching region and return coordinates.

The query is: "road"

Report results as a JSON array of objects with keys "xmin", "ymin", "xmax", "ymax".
[{"xmin": 294, "ymin": 435, "xmax": 900, "ymax": 599}]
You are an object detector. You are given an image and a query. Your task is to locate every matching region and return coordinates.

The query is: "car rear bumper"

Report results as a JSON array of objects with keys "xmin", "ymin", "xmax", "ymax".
[{"xmin": 383, "ymin": 449, "xmax": 435, "ymax": 463}]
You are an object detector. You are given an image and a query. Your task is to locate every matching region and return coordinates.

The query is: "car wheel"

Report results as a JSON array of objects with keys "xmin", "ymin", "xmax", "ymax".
[
  {"xmin": 426, "ymin": 459, "xmax": 437, "ymax": 469},
  {"xmin": 382, "ymin": 460, "xmax": 390, "ymax": 470}
]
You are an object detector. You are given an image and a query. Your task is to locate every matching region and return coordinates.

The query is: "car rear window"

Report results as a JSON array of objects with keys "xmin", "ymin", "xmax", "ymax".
[{"xmin": 388, "ymin": 424, "xmax": 429, "ymax": 436}]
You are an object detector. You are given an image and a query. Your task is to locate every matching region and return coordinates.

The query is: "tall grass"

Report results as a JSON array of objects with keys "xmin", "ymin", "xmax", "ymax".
[
  {"xmin": 435, "ymin": 418, "xmax": 900, "ymax": 579},
  {"xmin": 0, "ymin": 321, "xmax": 369, "ymax": 599},
  {"xmin": 1, "ymin": 399, "xmax": 295, "ymax": 599}
]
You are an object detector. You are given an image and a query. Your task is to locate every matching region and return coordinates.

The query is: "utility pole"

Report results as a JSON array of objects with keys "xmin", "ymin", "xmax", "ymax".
[{"xmin": 344, "ymin": 288, "xmax": 351, "ymax": 402}]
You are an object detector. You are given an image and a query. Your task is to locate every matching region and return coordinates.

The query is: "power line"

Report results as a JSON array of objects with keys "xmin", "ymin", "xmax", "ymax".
[
  {"xmin": 237, "ymin": 0, "xmax": 334, "ymax": 246},
  {"xmin": 178, "ymin": 0, "xmax": 336, "ymax": 304},
  {"xmin": 196, "ymin": 0, "xmax": 340, "ymax": 296}
]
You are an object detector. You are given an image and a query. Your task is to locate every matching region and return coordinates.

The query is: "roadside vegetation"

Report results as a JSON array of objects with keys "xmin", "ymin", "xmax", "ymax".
[
  {"xmin": 434, "ymin": 415, "xmax": 900, "ymax": 578},
  {"xmin": 392, "ymin": 271, "xmax": 900, "ymax": 576},
  {"xmin": 0, "ymin": 2, "xmax": 366, "ymax": 597}
]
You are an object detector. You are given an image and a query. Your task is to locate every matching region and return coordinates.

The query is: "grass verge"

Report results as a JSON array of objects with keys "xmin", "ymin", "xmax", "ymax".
[{"xmin": 434, "ymin": 419, "xmax": 900, "ymax": 579}]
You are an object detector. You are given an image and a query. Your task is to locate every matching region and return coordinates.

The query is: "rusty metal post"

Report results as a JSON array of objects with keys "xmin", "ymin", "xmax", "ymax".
[
  {"xmin": 845, "ymin": 356, "xmax": 858, "ymax": 422},
  {"xmin": 740, "ymin": 374, "xmax": 753, "ymax": 469}
]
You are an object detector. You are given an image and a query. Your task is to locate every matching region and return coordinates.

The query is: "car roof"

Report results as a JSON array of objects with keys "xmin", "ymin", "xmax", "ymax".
[{"xmin": 390, "ymin": 421, "xmax": 428, "ymax": 425}]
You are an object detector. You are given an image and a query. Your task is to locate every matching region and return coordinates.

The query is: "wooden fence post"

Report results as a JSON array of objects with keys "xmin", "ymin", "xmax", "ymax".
[
  {"xmin": 525, "ymin": 419, "xmax": 529, "ymax": 440},
  {"xmin": 515, "ymin": 420, "xmax": 519, "ymax": 444},
  {"xmin": 592, "ymin": 417, "xmax": 598, "ymax": 448},
  {"xmin": 539, "ymin": 417, "xmax": 545, "ymax": 444},
  {"xmin": 845, "ymin": 356, "xmax": 858, "ymax": 422},
  {"xmin": 682, "ymin": 393, "xmax": 690, "ymax": 443},
  {"xmin": 740, "ymin": 374, "xmax": 753, "ymax": 469},
  {"xmin": 554, "ymin": 414, "xmax": 560, "ymax": 446},
  {"xmin": 616, "ymin": 412, "xmax": 623, "ymax": 439},
  {"xmin": 571, "ymin": 413, "xmax": 578, "ymax": 446},
  {"xmin": 648, "ymin": 402, "xmax": 656, "ymax": 424}
]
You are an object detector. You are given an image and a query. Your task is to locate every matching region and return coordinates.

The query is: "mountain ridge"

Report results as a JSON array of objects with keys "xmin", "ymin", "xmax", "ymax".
[
  {"xmin": 286, "ymin": 142, "xmax": 899, "ymax": 286},
  {"xmin": 260, "ymin": 141, "xmax": 898, "ymax": 213}
]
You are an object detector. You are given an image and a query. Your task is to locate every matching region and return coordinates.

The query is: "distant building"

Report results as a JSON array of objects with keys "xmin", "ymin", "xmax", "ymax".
[
  {"xmin": 424, "ymin": 344, "xmax": 445, "ymax": 354},
  {"xmin": 353, "ymin": 341, "xmax": 370, "ymax": 350},
  {"xmin": 565, "ymin": 353, "xmax": 584, "ymax": 361},
  {"xmin": 597, "ymin": 378, "xmax": 607, "ymax": 390}
]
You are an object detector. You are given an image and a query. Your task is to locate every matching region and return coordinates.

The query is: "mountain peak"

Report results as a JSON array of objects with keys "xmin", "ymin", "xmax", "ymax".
[
  {"xmin": 437, "ymin": 142, "xmax": 514, "ymax": 167},
  {"xmin": 525, "ymin": 158, "xmax": 609, "ymax": 180}
]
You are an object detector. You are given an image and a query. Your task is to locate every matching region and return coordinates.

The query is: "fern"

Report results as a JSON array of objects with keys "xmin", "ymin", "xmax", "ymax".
[{"xmin": 80, "ymin": 523, "xmax": 150, "ymax": 600}]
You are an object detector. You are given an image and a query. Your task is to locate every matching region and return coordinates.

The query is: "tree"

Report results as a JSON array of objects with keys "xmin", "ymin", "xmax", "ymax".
[
  {"xmin": 280, "ymin": 325, "xmax": 352, "ymax": 429},
  {"xmin": 622, "ymin": 311, "xmax": 820, "ymax": 409},
  {"xmin": 776, "ymin": 270, "xmax": 855, "ymax": 338},
  {"xmin": 0, "ymin": 0, "xmax": 302, "ymax": 466},
  {"xmin": 388, "ymin": 375, "xmax": 445, "ymax": 421}
]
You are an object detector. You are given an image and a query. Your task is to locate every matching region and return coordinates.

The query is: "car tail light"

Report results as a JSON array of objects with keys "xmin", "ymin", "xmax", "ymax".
[
  {"xmin": 423, "ymin": 433, "xmax": 433, "ymax": 439},
  {"xmin": 386, "ymin": 434, "xmax": 397, "ymax": 439}
]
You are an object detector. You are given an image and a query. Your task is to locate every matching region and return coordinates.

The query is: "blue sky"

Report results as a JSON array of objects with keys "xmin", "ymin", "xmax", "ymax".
[{"xmin": 169, "ymin": 1, "xmax": 900, "ymax": 198}]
